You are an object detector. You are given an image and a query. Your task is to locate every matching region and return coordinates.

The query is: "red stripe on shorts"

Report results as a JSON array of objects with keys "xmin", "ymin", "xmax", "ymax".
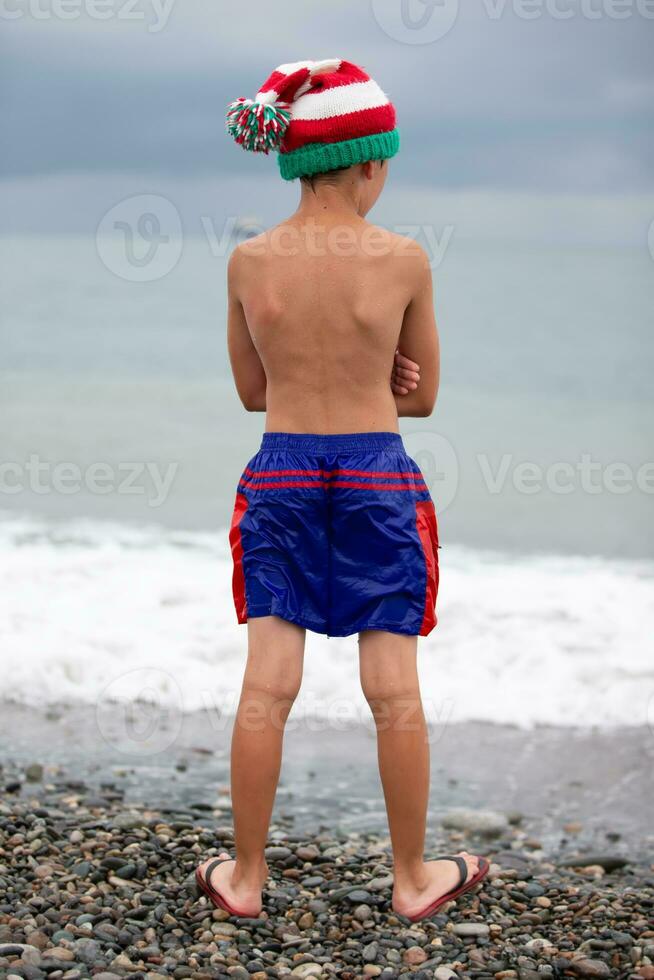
[
  {"xmin": 229, "ymin": 492, "xmax": 249, "ymax": 624},
  {"xmin": 239, "ymin": 478, "xmax": 427, "ymax": 491},
  {"xmin": 244, "ymin": 467, "xmax": 425, "ymax": 482},
  {"xmin": 415, "ymin": 499, "xmax": 439, "ymax": 636}
]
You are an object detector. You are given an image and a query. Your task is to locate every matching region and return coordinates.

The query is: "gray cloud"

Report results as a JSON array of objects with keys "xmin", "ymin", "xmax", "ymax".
[{"xmin": 1, "ymin": 0, "xmax": 653, "ymax": 192}]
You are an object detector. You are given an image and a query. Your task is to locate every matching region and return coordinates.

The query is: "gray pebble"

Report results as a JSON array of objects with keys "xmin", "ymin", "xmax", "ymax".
[
  {"xmin": 452, "ymin": 923, "xmax": 490, "ymax": 938},
  {"xmin": 442, "ymin": 808, "xmax": 509, "ymax": 837},
  {"xmin": 363, "ymin": 941, "xmax": 378, "ymax": 962},
  {"xmin": 264, "ymin": 846, "xmax": 293, "ymax": 860},
  {"xmin": 110, "ymin": 812, "xmax": 145, "ymax": 831},
  {"xmin": 346, "ymin": 890, "xmax": 374, "ymax": 904},
  {"xmin": 301, "ymin": 875, "xmax": 325, "ymax": 888}
]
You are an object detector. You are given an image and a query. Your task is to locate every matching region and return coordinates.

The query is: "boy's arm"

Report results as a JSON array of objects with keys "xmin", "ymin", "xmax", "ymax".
[
  {"xmin": 227, "ymin": 249, "xmax": 267, "ymax": 412},
  {"xmin": 394, "ymin": 247, "xmax": 440, "ymax": 418}
]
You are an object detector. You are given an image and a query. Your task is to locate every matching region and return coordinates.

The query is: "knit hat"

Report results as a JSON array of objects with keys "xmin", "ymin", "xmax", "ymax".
[{"xmin": 226, "ymin": 59, "xmax": 399, "ymax": 181}]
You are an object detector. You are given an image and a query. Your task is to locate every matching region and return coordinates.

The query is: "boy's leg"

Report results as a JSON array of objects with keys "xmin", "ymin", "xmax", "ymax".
[
  {"xmin": 199, "ymin": 615, "xmax": 305, "ymax": 915},
  {"xmin": 359, "ymin": 630, "xmax": 481, "ymax": 918}
]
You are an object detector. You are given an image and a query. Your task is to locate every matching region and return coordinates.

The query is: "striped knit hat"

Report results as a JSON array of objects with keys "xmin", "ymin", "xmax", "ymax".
[{"xmin": 226, "ymin": 59, "xmax": 399, "ymax": 181}]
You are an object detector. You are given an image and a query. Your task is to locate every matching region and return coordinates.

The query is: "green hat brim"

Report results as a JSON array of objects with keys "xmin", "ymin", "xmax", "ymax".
[{"xmin": 278, "ymin": 128, "xmax": 400, "ymax": 181}]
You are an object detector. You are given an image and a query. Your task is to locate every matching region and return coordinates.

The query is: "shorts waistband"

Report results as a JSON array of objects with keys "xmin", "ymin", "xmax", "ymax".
[{"xmin": 260, "ymin": 432, "xmax": 405, "ymax": 454}]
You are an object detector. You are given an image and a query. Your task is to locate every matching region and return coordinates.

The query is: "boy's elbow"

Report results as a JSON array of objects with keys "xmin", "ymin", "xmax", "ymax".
[
  {"xmin": 415, "ymin": 389, "xmax": 437, "ymax": 417},
  {"xmin": 240, "ymin": 389, "xmax": 266, "ymax": 412},
  {"xmin": 241, "ymin": 396, "xmax": 263, "ymax": 412},
  {"xmin": 395, "ymin": 389, "xmax": 437, "ymax": 418}
]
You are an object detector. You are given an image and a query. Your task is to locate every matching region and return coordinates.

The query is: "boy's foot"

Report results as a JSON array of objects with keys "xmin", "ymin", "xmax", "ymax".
[
  {"xmin": 392, "ymin": 851, "xmax": 486, "ymax": 920},
  {"xmin": 196, "ymin": 851, "xmax": 268, "ymax": 917}
]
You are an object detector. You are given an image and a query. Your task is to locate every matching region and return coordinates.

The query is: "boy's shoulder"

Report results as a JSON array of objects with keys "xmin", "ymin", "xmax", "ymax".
[
  {"xmin": 229, "ymin": 231, "xmax": 272, "ymax": 261},
  {"xmin": 228, "ymin": 221, "xmax": 432, "ymax": 280},
  {"xmin": 360, "ymin": 222, "xmax": 432, "ymax": 278},
  {"xmin": 227, "ymin": 233, "xmax": 274, "ymax": 289},
  {"xmin": 228, "ymin": 223, "xmax": 293, "ymax": 271}
]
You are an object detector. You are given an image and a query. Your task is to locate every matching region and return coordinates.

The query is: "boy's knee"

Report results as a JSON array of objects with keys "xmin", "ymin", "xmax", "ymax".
[
  {"xmin": 271, "ymin": 675, "xmax": 302, "ymax": 703},
  {"xmin": 243, "ymin": 673, "xmax": 302, "ymax": 704},
  {"xmin": 360, "ymin": 673, "xmax": 384, "ymax": 705},
  {"xmin": 238, "ymin": 675, "xmax": 302, "ymax": 733},
  {"xmin": 360, "ymin": 671, "xmax": 418, "ymax": 707}
]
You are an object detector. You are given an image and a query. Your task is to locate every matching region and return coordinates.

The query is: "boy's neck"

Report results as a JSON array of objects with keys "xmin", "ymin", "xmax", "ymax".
[{"xmin": 295, "ymin": 180, "xmax": 363, "ymax": 221}]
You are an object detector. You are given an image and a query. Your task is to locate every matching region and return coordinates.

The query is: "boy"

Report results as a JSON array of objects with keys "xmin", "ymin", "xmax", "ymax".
[{"xmin": 197, "ymin": 59, "xmax": 487, "ymax": 922}]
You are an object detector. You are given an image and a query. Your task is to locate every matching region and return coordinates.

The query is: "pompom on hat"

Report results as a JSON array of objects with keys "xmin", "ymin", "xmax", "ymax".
[{"xmin": 226, "ymin": 59, "xmax": 399, "ymax": 181}]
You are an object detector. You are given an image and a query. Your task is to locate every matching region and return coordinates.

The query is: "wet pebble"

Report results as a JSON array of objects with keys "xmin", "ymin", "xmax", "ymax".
[{"xmin": 0, "ymin": 786, "xmax": 650, "ymax": 980}]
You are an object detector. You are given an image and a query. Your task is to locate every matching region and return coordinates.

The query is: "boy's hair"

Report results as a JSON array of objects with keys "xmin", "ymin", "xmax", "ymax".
[
  {"xmin": 299, "ymin": 159, "xmax": 385, "ymax": 189},
  {"xmin": 299, "ymin": 165, "xmax": 350, "ymax": 188}
]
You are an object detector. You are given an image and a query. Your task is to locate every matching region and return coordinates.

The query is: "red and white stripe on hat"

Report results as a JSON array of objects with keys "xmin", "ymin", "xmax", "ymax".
[{"xmin": 254, "ymin": 59, "xmax": 396, "ymax": 154}]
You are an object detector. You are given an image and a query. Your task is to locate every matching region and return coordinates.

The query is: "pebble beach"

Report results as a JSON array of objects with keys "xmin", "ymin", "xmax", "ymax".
[{"xmin": 2, "ymin": 753, "xmax": 653, "ymax": 980}]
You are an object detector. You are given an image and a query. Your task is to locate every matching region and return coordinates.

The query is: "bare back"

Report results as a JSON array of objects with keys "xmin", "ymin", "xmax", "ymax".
[{"xmin": 228, "ymin": 213, "xmax": 439, "ymax": 433}]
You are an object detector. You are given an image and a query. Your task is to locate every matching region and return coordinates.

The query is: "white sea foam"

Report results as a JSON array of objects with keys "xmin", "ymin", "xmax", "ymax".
[{"xmin": 1, "ymin": 513, "xmax": 652, "ymax": 729}]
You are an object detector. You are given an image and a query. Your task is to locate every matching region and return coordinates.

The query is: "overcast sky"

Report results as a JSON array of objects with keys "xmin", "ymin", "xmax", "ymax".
[{"xmin": 1, "ymin": 0, "xmax": 653, "ymax": 234}]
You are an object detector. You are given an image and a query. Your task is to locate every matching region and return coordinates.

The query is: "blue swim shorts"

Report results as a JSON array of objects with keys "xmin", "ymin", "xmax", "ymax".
[{"xmin": 229, "ymin": 432, "xmax": 439, "ymax": 637}]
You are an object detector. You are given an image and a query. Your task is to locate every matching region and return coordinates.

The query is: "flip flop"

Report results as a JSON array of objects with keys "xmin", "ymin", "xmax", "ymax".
[
  {"xmin": 195, "ymin": 857, "xmax": 249, "ymax": 917},
  {"xmin": 407, "ymin": 855, "xmax": 490, "ymax": 922}
]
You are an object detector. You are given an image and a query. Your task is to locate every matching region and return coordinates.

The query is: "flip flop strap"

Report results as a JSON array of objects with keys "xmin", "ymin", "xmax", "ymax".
[
  {"xmin": 202, "ymin": 858, "xmax": 231, "ymax": 894},
  {"xmin": 433, "ymin": 855, "xmax": 468, "ymax": 892}
]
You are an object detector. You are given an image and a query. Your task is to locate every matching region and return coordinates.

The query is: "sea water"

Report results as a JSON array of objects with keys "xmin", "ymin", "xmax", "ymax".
[{"xmin": 1, "ymin": 234, "xmax": 653, "ymax": 725}]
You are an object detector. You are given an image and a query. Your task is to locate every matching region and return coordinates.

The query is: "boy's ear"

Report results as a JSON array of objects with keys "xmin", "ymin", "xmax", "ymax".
[{"xmin": 362, "ymin": 161, "xmax": 375, "ymax": 180}]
